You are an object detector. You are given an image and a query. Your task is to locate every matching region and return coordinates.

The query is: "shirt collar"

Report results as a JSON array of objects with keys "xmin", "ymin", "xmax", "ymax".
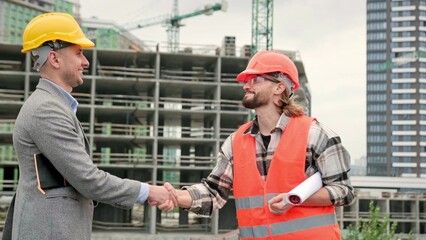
[
  {"xmin": 43, "ymin": 80, "xmax": 79, "ymax": 113},
  {"xmin": 243, "ymin": 113, "xmax": 291, "ymax": 135}
]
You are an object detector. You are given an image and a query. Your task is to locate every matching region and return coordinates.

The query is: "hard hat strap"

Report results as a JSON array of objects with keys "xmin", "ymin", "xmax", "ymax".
[
  {"xmin": 42, "ymin": 40, "xmax": 74, "ymax": 51},
  {"xmin": 31, "ymin": 45, "xmax": 51, "ymax": 72},
  {"xmin": 30, "ymin": 41, "xmax": 74, "ymax": 72},
  {"xmin": 267, "ymin": 72, "xmax": 294, "ymax": 93}
]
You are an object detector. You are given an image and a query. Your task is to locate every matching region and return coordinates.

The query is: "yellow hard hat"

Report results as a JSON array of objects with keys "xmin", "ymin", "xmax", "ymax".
[{"xmin": 22, "ymin": 12, "xmax": 94, "ymax": 53}]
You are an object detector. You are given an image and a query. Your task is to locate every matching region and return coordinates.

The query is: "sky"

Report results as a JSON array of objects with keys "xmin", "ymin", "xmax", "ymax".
[{"xmin": 80, "ymin": 0, "xmax": 367, "ymax": 160}]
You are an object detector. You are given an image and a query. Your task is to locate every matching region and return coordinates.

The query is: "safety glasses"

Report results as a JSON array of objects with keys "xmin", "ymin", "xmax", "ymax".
[{"xmin": 243, "ymin": 74, "xmax": 281, "ymax": 85}]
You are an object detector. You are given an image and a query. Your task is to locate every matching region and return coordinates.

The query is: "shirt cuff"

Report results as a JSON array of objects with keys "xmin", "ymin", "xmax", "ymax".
[{"xmin": 136, "ymin": 182, "xmax": 149, "ymax": 204}]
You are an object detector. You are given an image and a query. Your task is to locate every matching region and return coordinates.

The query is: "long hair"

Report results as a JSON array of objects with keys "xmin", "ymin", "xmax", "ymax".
[{"xmin": 268, "ymin": 73, "xmax": 305, "ymax": 117}]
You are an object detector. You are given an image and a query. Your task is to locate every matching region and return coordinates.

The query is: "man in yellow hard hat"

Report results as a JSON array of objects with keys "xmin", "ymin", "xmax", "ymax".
[
  {"xmin": 3, "ymin": 12, "xmax": 174, "ymax": 240},
  {"xmin": 155, "ymin": 50, "xmax": 355, "ymax": 239}
]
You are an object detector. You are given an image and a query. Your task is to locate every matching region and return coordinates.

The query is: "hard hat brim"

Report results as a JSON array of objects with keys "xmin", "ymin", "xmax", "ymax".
[
  {"xmin": 21, "ymin": 37, "xmax": 95, "ymax": 53},
  {"xmin": 73, "ymin": 37, "xmax": 95, "ymax": 49},
  {"xmin": 236, "ymin": 69, "xmax": 264, "ymax": 82}
]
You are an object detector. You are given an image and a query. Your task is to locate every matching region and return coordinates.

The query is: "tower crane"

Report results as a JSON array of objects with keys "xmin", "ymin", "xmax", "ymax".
[
  {"xmin": 123, "ymin": 0, "xmax": 228, "ymax": 52},
  {"xmin": 251, "ymin": 0, "xmax": 273, "ymax": 55}
]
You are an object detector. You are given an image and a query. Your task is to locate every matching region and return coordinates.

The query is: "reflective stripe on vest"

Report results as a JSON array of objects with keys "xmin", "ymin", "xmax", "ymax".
[
  {"xmin": 239, "ymin": 213, "xmax": 337, "ymax": 238},
  {"xmin": 240, "ymin": 225, "xmax": 270, "ymax": 238},
  {"xmin": 235, "ymin": 194, "xmax": 278, "ymax": 209}
]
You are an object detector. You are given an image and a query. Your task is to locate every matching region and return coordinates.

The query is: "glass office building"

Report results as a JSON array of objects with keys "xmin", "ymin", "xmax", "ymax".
[{"xmin": 367, "ymin": 0, "xmax": 426, "ymax": 177}]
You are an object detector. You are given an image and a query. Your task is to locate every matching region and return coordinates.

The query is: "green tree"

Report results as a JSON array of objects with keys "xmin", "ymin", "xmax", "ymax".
[{"xmin": 344, "ymin": 201, "xmax": 398, "ymax": 240}]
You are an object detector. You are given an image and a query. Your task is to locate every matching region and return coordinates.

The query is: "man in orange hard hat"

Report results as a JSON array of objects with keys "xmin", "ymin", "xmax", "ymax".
[
  {"xmin": 3, "ymin": 12, "xmax": 175, "ymax": 240},
  {"xmin": 156, "ymin": 50, "xmax": 355, "ymax": 239}
]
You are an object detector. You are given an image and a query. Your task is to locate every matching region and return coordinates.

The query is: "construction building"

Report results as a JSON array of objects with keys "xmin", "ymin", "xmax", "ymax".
[
  {"xmin": 0, "ymin": 0, "xmax": 312, "ymax": 235},
  {"xmin": 3, "ymin": 0, "xmax": 424, "ymax": 239},
  {"xmin": 343, "ymin": 176, "xmax": 426, "ymax": 238},
  {"xmin": 0, "ymin": 41, "xmax": 310, "ymax": 236}
]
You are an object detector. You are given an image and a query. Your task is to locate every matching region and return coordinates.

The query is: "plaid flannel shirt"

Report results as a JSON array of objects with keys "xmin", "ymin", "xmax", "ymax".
[{"xmin": 184, "ymin": 114, "xmax": 355, "ymax": 217}]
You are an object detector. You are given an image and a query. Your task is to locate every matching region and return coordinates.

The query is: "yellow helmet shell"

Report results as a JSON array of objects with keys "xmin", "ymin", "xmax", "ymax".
[{"xmin": 22, "ymin": 12, "xmax": 94, "ymax": 53}]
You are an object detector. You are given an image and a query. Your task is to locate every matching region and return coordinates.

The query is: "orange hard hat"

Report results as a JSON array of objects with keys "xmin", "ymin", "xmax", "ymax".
[{"xmin": 236, "ymin": 50, "xmax": 299, "ymax": 90}]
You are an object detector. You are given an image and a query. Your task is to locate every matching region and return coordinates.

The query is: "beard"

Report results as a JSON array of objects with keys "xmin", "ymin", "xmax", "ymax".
[{"xmin": 242, "ymin": 91, "xmax": 269, "ymax": 109}]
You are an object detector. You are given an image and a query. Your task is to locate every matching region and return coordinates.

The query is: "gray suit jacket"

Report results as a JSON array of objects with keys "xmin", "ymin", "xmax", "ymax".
[{"xmin": 11, "ymin": 78, "xmax": 141, "ymax": 240}]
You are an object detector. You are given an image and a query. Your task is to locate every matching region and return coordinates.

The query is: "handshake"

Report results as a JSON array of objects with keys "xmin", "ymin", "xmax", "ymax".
[
  {"xmin": 146, "ymin": 182, "xmax": 183, "ymax": 211},
  {"xmin": 146, "ymin": 182, "xmax": 296, "ymax": 215}
]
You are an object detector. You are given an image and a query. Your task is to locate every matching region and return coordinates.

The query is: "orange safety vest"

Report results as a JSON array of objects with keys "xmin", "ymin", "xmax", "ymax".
[{"xmin": 232, "ymin": 116, "xmax": 341, "ymax": 240}]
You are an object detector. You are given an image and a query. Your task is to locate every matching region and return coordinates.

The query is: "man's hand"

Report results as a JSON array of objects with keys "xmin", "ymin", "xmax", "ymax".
[
  {"xmin": 148, "ymin": 182, "xmax": 193, "ymax": 211},
  {"xmin": 147, "ymin": 183, "xmax": 177, "ymax": 211},
  {"xmin": 268, "ymin": 193, "xmax": 293, "ymax": 215},
  {"xmin": 157, "ymin": 182, "xmax": 178, "ymax": 211}
]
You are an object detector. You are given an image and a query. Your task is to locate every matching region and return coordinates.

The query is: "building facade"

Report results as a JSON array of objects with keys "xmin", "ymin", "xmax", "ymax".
[
  {"xmin": 0, "ymin": 41, "xmax": 311, "ymax": 234},
  {"xmin": 0, "ymin": 0, "xmax": 312, "ymax": 236},
  {"xmin": 0, "ymin": 0, "xmax": 423, "ymax": 237},
  {"xmin": 367, "ymin": 0, "xmax": 426, "ymax": 177},
  {"xmin": 0, "ymin": 0, "xmax": 76, "ymax": 45},
  {"xmin": 344, "ymin": 176, "xmax": 426, "ymax": 237}
]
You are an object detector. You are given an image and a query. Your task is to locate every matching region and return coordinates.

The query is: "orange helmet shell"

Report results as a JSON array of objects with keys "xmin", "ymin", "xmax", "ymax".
[{"xmin": 236, "ymin": 50, "xmax": 299, "ymax": 90}]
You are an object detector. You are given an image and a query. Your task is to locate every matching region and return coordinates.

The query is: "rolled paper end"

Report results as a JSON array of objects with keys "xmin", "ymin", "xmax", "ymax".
[{"xmin": 288, "ymin": 195, "xmax": 301, "ymax": 205}]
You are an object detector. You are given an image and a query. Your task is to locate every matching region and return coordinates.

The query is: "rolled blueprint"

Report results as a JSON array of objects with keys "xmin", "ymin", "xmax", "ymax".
[{"xmin": 284, "ymin": 172, "xmax": 323, "ymax": 205}]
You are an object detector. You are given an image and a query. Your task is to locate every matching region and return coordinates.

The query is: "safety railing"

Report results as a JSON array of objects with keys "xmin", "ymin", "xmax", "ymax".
[
  {"xmin": 95, "ymin": 94, "xmax": 154, "ymax": 108},
  {"xmin": 71, "ymin": 92, "xmax": 91, "ymax": 104},
  {"xmin": 220, "ymin": 99, "xmax": 246, "ymax": 111},
  {"xmin": 0, "ymin": 179, "xmax": 18, "ymax": 191},
  {"xmin": 92, "ymin": 152, "xmax": 154, "ymax": 166},
  {"xmin": 157, "ymin": 211, "xmax": 211, "ymax": 231},
  {"xmin": 94, "ymin": 123, "xmax": 153, "ymax": 137},
  {"xmin": 389, "ymin": 212, "xmax": 417, "ymax": 219},
  {"xmin": 0, "ymin": 60, "xmax": 22, "ymax": 71},
  {"xmin": 359, "ymin": 211, "xmax": 389, "ymax": 218},
  {"xmin": 342, "ymin": 212, "xmax": 358, "ymax": 218},
  {"xmin": 0, "ymin": 89, "xmax": 25, "ymax": 102},
  {"xmin": 158, "ymin": 126, "xmax": 215, "ymax": 139},
  {"xmin": 153, "ymin": 41, "xmax": 220, "ymax": 56},
  {"xmin": 92, "ymin": 220, "xmax": 145, "ymax": 230},
  {"xmin": 98, "ymin": 65, "xmax": 155, "ymax": 78},
  {"xmin": 159, "ymin": 97, "xmax": 218, "ymax": 111},
  {"xmin": 221, "ymin": 72, "xmax": 239, "ymax": 83},
  {"xmin": 160, "ymin": 69, "xmax": 215, "ymax": 82},
  {"xmin": 220, "ymin": 128, "xmax": 236, "ymax": 140},
  {"xmin": 157, "ymin": 155, "xmax": 216, "ymax": 167}
]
